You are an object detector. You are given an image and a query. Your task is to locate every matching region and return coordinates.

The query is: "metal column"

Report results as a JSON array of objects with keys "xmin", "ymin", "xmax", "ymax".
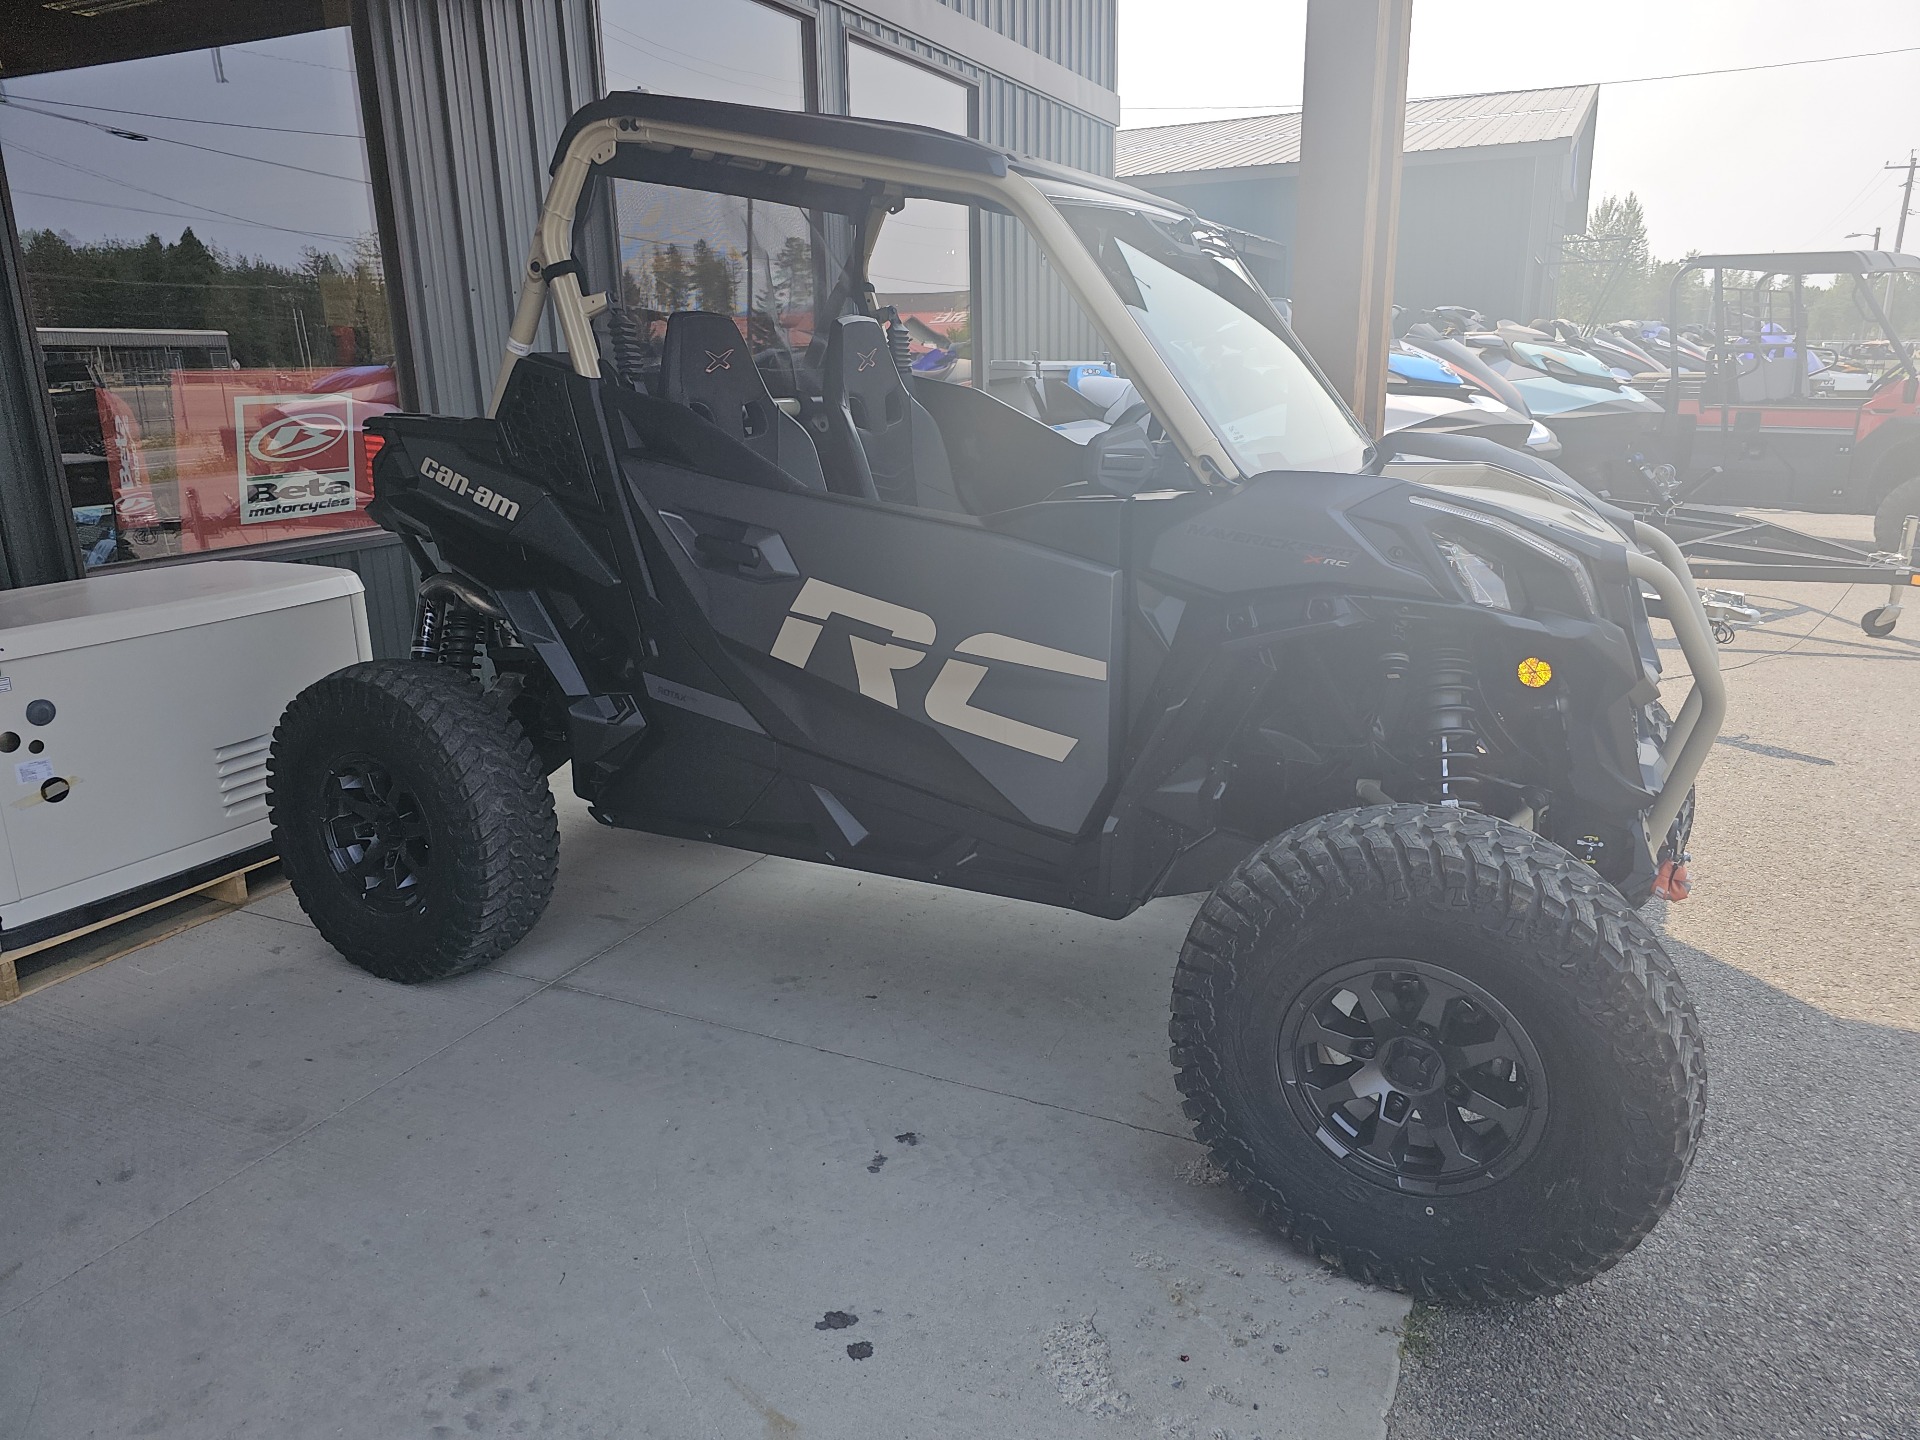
[{"xmin": 1287, "ymin": 0, "xmax": 1411, "ymax": 436}]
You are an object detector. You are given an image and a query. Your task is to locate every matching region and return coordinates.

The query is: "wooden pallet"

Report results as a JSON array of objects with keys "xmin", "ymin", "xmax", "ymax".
[{"xmin": 0, "ymin": 857, "xmax": 281, "ymax": 1007}]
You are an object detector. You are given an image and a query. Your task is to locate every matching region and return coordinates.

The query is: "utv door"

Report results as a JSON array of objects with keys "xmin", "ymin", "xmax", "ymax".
[{"xmin": 627, "ymin": 458, "xmax": 1124, "ymax": 840}]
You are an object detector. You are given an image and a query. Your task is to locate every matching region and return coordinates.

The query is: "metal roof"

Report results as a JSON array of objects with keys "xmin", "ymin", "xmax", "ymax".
[
  {"xmin": 1679, "ymin": 250, "xmax": 1920, "ymax": 276},
  {"xmin": 1117, "ymin": 85, "xmax": 1599, "ymax": 179}
]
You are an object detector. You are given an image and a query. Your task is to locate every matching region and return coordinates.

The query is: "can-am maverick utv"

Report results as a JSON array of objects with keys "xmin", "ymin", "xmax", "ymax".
[{"xmin": 269, "ymin": 94, "xmax": 1724, "ymax": 1302}]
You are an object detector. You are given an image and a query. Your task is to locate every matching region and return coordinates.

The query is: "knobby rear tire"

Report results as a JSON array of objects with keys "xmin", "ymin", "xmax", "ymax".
[{"xmin": 269, "ymin": 660, "xmax": 559, "ymax": 983}]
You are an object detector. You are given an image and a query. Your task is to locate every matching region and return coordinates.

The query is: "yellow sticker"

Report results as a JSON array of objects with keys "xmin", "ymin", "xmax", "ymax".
[{"xmin": 1517, "ymin": 657, "xmax": 1553, "ymax": 688}]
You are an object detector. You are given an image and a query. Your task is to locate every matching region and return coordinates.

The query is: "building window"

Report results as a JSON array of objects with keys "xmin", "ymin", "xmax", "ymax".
[
  {"xmin": 598, "ymin": 0, "xmax": 809, "ymax": 111},
  {"xmin": 0, "ymin": 27, "xmax": 395, "ymax": 571},
  {"xmin": 847, "ymin": 43, "xmax": 975, "ymax": 382}
]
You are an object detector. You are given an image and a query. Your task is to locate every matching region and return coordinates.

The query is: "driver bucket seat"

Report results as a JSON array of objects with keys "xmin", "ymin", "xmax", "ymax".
[
  {"xmin": 660, "ymin": 310, "xmax": 827, "ymax": 492},
  {"xmin": 822, "ymin": 315, "xmax": 965, "ymax": 513}
]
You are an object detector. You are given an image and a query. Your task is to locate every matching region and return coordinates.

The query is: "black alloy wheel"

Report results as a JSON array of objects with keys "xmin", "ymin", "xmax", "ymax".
[
  {"xmin": 1278, "ymin": 958, "xmax": 1547, "ymax": 1196},
  {"xmin": 320, "ymin": 756, "xmax": 433, "ymax": 913}
]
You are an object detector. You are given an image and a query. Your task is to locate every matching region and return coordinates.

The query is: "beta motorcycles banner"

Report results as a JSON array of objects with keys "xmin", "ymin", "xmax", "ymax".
[{"xmin": 235, "ymin": 393, "xmax": 356, "ymax": 524}]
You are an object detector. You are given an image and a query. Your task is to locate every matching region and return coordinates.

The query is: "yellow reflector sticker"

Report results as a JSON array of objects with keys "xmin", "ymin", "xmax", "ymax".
[{"xmin": 1517, "ymin": 657, "xmax": 1553, "ymax": 688}]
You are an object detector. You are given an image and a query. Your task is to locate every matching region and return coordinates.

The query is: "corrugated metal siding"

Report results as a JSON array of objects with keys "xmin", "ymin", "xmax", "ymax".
[
  {"xmin": 828, "ymin": 4, "xmax": 1114, "ymax": 372},
  {"xmin": 366, "ymin": 0, "xmax": 600, "ymax": 416},
  {"xmin": 927, "ymin": 0, "xmax": 1116, "ymax": 88}
]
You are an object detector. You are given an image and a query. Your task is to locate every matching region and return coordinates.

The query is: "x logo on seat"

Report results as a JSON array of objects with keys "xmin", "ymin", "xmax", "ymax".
[
  {"xmin": 856, "ymin": 348, "xmax": 881, "ymax": 372},
  {"xmin": 704, "ymin": 348, "xmax": 735, "ymax": 373}
]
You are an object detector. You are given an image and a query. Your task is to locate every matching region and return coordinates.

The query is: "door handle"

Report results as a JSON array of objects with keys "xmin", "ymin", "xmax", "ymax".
[{"xmin": 657, "ymin": 510, "xmax": 799, "ymax": 582}]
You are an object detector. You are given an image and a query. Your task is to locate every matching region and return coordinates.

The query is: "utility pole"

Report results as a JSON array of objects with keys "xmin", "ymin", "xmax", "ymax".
[{"xmin": 1886, "ymin": 151, "xmax": 1917, "ymax": 253}]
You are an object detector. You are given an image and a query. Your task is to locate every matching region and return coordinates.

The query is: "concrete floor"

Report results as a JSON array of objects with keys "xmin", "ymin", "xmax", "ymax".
[
  {"xmin": 1389, "ymin": 513, "xmax": 1920, "ymax": 1440},
  {"xmin": 1, "ymin": 789, "xmax": 1407, "ymax": 1437}
]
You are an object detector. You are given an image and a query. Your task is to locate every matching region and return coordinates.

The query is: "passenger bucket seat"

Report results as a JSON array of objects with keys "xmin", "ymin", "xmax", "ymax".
[
  {"xmin": 822, "ymin": 315, "xmax": 965, "ymax": 513},
  {"xmin": 660, "ymin": 310, "xmax": 826, "ymax": 492}
]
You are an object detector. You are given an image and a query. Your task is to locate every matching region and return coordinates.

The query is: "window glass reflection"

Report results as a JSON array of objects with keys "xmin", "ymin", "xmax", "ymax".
[
  {"xmin": 0, "ymin": 30, "xmax": 394, "ymax": 568},
  {"xmin": 599, "ymin": 0, "xmax": 808, "ymax": 110}
]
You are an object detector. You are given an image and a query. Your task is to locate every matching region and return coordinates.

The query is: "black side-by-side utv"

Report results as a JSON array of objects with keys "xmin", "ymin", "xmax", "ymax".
[{"xmin": 268, "ymin": 93, "xmax": 1726, "ymax": 1302}]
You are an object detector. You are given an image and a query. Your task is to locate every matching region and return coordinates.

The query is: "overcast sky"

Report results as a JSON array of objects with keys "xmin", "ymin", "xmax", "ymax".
[
  {"xmin": 0, "ymin": 29, "xmax": 374, "ymax": 269},
  {"xmin": 1118, "ymin": 0, "xmax": 1920, "ymax": 258}
]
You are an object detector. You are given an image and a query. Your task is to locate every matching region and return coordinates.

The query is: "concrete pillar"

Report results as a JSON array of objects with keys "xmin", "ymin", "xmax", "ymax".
[{"xmin": 1288, "ymin": 0, "xmax": 1411, "ymax": 436}]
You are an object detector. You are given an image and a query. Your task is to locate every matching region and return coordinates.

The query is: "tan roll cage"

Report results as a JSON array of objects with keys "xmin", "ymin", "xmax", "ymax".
[{"xmin": 487, "ymin": 114, "xmax": 1242, "ymax": 484}]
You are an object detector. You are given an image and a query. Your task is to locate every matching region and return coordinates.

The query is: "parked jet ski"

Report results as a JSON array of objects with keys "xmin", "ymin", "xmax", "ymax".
[
  {"xmin": 1405, "ymin": 308, "xmax": 1664, "ymax": 496},
  {"xmin": 1384, "ymin": 339, "xmax": 1558, "ymax": 456}
]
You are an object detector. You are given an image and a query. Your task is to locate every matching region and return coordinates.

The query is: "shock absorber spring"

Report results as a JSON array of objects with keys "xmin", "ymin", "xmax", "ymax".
[
  {"xmin": 438, "ymin": 603, "xmax": 487, "ymax": 678},
  {"xmin": 1420, "ymin": 646, "xmax": 1487, "ymax": 808}
]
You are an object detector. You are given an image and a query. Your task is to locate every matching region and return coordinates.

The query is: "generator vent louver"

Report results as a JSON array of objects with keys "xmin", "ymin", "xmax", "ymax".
[{"xmin": 215, "ymin": 734, "xmax": 272, "ymax": 816}]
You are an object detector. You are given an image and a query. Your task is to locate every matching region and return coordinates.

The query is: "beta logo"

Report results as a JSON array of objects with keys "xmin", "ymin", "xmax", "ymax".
[
  {"xmin": 420, "ymin": 456, "xmax": 522, "ymax": 523},
  {"xmin": 246, "ymin": 413, "xmax": 348, "ymax": 466},
  {"xmin": 768, "ymin": 578, "xmax": 1106, "ymax": 761},
  {"xmin": 235, "ymin": 394, "xmax": 357, "ymax": 524}
]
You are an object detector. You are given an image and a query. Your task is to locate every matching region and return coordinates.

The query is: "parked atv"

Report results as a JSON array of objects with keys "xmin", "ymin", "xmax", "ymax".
[{"xmin": 269, "ymin": 94, "xmax": 1724, "ymax": 1302}]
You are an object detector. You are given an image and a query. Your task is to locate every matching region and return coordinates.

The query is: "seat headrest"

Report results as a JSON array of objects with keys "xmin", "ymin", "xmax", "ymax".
[
  {"xmin": 660, "ymin": 311, "xmax": 776, "ymax": 452},
  {"xmin": 827, "ymin": 315, "xmax": 908, "ymax": 432}
]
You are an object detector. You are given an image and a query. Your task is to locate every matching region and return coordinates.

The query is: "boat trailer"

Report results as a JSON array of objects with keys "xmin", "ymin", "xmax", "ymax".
[{"xmin": 1629, "ymin": 499, "xmax": 1920, "ymax": 639}]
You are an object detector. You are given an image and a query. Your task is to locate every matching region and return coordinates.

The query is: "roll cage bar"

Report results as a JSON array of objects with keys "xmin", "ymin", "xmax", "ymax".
[{"xmin": 491, "ymin": 92, "xmax": 1241, "ymax": 484}]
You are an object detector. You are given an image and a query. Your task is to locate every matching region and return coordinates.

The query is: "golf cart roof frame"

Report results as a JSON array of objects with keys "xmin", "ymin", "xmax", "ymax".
[{"xmin": 1664, "ymin": 249, "xmax": 1920, "ymax": 416}]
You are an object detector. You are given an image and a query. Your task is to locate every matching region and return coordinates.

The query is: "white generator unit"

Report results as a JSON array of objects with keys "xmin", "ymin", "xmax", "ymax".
[{"xmin": 0, "ymin": 560, "xmax": 371, "ymax": 954}]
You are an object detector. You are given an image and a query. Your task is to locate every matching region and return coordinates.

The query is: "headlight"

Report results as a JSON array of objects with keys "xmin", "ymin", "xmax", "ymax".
[
  {"xmin": 1410, "ymin": 494, "xmax": 1601, "ymax": 615},
  {"xmin": 1433, "ymin": 537, "xmax": 1512, "ymax": 610}
]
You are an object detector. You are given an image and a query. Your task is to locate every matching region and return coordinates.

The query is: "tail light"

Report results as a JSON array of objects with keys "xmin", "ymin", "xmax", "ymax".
[{"xmin": 360, "ymin": 430, "xmax": 386, "ymax": 493}]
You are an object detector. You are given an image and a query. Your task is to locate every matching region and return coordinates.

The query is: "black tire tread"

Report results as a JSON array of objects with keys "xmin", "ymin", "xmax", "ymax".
[
  {"xmin": 1168, "ymin": 804, "xmax": 1706, "ymax": 1304},
  {"xmin": 269, "ymin": 660, "xmax": 559, "ymax": 982}
]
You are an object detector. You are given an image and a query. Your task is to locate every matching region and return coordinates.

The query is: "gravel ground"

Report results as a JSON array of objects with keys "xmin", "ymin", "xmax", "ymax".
[{"xmin": 1388, "ymin": 512, "xmax": 1920, "ymax": 1440}]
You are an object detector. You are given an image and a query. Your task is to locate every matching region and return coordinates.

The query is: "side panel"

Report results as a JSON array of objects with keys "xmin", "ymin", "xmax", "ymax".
[{"xmin": 630, "ymin": 464, "xmax": 1122, "ymax": 837}]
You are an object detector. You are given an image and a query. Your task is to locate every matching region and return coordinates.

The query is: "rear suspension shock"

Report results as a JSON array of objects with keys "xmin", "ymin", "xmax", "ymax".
[
  {"xmin": 1419, "ymin": 646, "xmax": 1487, "ymax": 808},
  {"xmin": 438, "ymin": 604, "xmax": 488, "ymax": 677}
]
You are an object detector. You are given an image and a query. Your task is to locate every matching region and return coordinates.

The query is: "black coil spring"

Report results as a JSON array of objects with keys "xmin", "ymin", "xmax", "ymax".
[
  {"xmin": 439, "ymin": 605, "xmax": 487, "ymax": 678},
  {"xmin": 885, "ymin": 306, "xmax": 913, "ymax": 377},
  {"xmin": 604, "ymin": 306, "xmax": 655, "ymax": 391},
  {"xmin": 1420, "ymin": 646, "xmax": 1486, "ymax": 807}
]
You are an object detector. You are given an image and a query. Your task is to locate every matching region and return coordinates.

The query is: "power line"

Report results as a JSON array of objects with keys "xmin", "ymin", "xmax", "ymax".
[
  {"xmin": 1121, "ymin": 43, "xmax": 1920, "ymax": 111},
  {"xmin": 0, "ymin": 100, "xmax": 372, "ymax": 185},
  {"xmin": 11, "ymin": 187, "xmax": 360, "ymax": 244},
  {"xmin": 229, "ymin": 44, "xmax": 354, "ymax": 75},
  {"xmin": 0, "ymin": 94, "xmax": 363, "ymax": 139},
  {"xmin": 5, "ymin": 138, "xmax": 362, "ymax": 243}
]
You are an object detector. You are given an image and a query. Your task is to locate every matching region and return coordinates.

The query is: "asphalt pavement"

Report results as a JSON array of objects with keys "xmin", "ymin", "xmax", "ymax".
[{"xmin": 1387, "ymin": 512, "xmax": 1920, "ymax": 1440}]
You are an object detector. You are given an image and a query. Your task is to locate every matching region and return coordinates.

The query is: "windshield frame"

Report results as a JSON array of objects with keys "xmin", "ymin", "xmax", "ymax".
[{"xmin": 1036, "ymin": 186, "xmax": 1374, "ymax": 478}]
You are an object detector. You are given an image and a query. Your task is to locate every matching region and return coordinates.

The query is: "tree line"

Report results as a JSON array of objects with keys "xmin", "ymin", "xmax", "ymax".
[
  {"xmin": 1556, "ymin": 193, "xmax": 1915, "ymax": 345},
  {"xmin": 20, "ymin": 226, "xmax": 393, "ymax": 371}
]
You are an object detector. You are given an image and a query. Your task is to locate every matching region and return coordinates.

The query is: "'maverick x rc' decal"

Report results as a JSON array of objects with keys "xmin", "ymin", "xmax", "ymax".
[{"xmin": 768, "ymin": 578, "xmax": 1107, "ymax": 761}]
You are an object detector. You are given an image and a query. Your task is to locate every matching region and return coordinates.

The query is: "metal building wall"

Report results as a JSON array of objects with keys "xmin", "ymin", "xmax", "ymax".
[
  {"xmin": 362, "ymin": 0, "xmax": 601, "ymax": 417},
  {"xmin": 928, "ymin": 0, "xmax": 1117, "ymax": 87},
  {"xmin": 823, "ymin": 2, "xmax": 1115, "ymax": 379}
]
